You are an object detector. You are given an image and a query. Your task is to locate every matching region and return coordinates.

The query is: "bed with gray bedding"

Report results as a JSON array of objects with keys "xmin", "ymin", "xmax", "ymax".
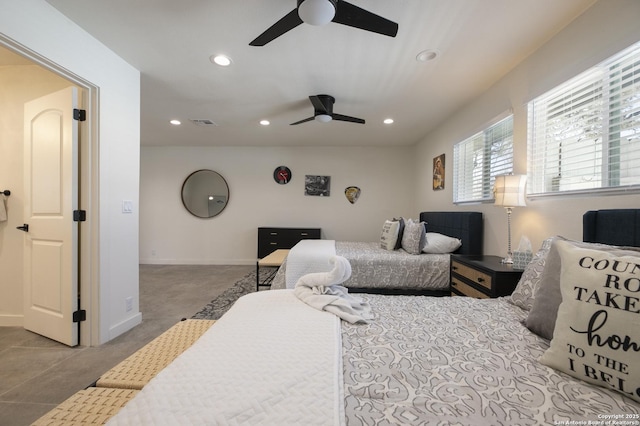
[
  {"xmin": 108, "ymin": 209, "xmax": 640, "ymax": 424},
  {"xmin": 271, "ymin": 241, "xmax": 452, "ymax": 292},
  {"xmin": 342, "ymin": 294, "xmax": 639, "ymax": 425},
  {"xmin": 272, "ymin": 211, "xmax": 483, "ymax": 295}
]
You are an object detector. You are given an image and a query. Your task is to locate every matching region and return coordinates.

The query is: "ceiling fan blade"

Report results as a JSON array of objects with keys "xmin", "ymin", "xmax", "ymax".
[
  {"xmin": 309, "ymin": 95, "xmax": 333, "ymax": 114},
  {"xmin": 332, "ymin": 1, "xmax": 398, "ymax": 38},
  {"xmin": 332, "ymin": 113, "xmax": 365, "ymax": 124},
  {"xmin": 290, "ymin": 116, "xmax": 316, "ymax": 125},
  {"xmin": 249, "ymin": 9, "xmax": 303, "ymax": 46}
]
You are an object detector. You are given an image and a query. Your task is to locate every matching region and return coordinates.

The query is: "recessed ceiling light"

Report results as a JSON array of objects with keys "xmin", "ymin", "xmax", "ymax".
[
  {"xmin": 211, "ymin": 54, "xmax": 232, "ymax": 66},
  {"xmin": 260, "ymin": 120, "xmax": 270, "ymax": 126},
  {"xmin": 384, "ymin": 118, "xmax": 394, "ymax": 124},
  {"xmin": 416, "ymin": 49, "xmax": 439, "ymax": 62},
  {"xmin": 170, "ymin": 119, "xmax": 181, "ymax": 125}
]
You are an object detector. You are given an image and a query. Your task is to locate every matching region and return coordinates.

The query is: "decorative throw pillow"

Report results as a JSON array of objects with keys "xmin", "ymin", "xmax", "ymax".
[
  {"xmin": 401, "ymin": 218, "xmax": 427, "ymax": 255},
  {"xmin": 507, "ymin": 236, "xmax": 556, "ymax": 311},
  {"xmin": 540, "ymin": 240, "xmax": 640, "ymax": 403},
  {"xmin": 380, "ymin": 220, "xmax": 401, "ymax": 251},
  {"xmin": 526, "ymin": 238, "xmax": 640, "ymax": 340},
  {"xmin": 392, "ymin": 217, "xmax": 405, "ymax": 250},
  {"xmin": 421, "ymin": 232, "xmax": 461, "ymax": 254}
]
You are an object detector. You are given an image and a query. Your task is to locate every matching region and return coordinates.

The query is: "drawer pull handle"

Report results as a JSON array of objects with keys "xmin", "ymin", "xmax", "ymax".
[
  {"xmin": 270, "ymin": 242, "xmax": 277, "ymax": 245},
  {"xmin": 270, "ymin": 232, "xmax": 278, "ymax": 235},
  {"xmin": 300, "ymin": 233, "xmax": 308, "ymax": 236},
  {"xmin": 477, "ymin": 278, "xmax": 485, "ymax": 283},
  {"xmin": 452, "ymin": 266, "xmax": 458, "ymax": 271}
]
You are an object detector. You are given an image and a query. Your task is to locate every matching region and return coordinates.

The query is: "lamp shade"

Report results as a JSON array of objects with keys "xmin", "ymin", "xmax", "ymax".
[{"xmin": 493, "ymin": 174, "xmax": 527, "ymax": 207}]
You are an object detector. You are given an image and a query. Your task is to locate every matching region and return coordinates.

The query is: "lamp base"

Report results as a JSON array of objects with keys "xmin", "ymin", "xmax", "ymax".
[
  {"xmin": 501, "ymin": 255, "xmax": 514, "ymax": 265},
  {"xmin": 502, "ymin": 206, "xmax": 514, "ymax": 265}
]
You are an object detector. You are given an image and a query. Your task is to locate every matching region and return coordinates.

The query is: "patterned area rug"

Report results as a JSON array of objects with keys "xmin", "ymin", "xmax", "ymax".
[{"xmin": 191, "ymin": 268, "xmax": 275, "ymax": 320}]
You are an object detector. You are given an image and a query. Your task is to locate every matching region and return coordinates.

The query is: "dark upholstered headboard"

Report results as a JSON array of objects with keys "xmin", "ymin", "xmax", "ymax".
[
  {"xmin": 583, "ymin": 209, "xmax": 640, "ymax": 247},
  {"xmin": 419, "ymin": 211, "xmax": 483, "ymax": 255}
]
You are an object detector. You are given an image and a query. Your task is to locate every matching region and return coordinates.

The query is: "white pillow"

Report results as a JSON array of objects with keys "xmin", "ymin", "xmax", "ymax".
[
  {"xmin": 540, "ymin": 240, "xmax": 640, "ymax": 403},
  {"xmin": 380, "ymin": 220, "xmax": 401, "ymax": 251},
  {"xmin": 421, "ymin": 232, "xmax": 461, "ymax": 254}
]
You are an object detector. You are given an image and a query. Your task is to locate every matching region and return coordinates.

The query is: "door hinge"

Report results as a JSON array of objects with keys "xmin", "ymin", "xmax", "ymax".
[
  {"xmin": 73, "ymin": 309, "xmax": 87, "ymax": 323},
  {"xmin": 73, "ymin": 108, "xmax": 86, "ymax": 122},
  {"xmin": 73, "ymin": 210, "xmax": 87, "ymax": 222}
]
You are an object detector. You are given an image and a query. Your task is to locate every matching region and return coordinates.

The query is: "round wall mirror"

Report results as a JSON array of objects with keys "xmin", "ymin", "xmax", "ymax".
[{"xmin": 181, "ymin": 170, "xmax": 229, "ymax": 218}]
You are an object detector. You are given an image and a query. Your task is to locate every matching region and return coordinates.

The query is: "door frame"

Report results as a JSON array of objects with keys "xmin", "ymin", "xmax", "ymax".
[{"xmin": 0, "ymin": 35, "xmax": 100, "ymax": 346}]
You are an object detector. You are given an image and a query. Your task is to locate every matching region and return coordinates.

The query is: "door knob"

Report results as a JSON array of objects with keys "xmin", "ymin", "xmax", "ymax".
[{"xmin": 16, "ymin": 224, "xmax": 29, "ymax": 232}]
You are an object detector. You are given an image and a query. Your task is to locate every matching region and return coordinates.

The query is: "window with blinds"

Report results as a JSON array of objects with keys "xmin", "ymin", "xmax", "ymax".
[
  {"xmin": 453, "ymin": 115, "xmax": 514, "ymax": 203},
  {"xmin": 527, "ymin": 40, "xmax": 640, "ymax": 196}
]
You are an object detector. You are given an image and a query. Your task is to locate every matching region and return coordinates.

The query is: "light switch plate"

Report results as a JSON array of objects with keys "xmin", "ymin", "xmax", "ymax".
[{"xmin": 122, "ymin": 200, "xmax": 133, "ymax": 213}]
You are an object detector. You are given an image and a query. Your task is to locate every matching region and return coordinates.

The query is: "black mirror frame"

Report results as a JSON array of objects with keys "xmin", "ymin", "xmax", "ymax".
[{"xmin": 181, "ymin": 169, "xmax": 229, "ymax": 218}]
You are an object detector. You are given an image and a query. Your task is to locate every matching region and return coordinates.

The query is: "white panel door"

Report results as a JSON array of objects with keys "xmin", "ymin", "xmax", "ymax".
[{"xmin": 23, "ymin": 87, "xmax": 79, "ymax": 346}]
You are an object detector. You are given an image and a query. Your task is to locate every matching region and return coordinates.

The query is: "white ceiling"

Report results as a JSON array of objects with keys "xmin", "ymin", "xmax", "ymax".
[{"xmin": 37, "ymin": 0, "xmax": 596, "ymax": 147}]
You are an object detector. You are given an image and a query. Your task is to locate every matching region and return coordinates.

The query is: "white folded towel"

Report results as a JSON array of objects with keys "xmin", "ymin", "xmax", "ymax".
[
  {"xmin": 294, "ymin": 255, "xmax": 373, "ymax": 324},
  {"xmin": 0, "ymin": 197, "xmax": 7, "ymax": 222}
]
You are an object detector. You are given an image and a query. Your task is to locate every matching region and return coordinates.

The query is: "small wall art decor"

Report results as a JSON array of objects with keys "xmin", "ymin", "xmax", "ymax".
[
  {"xmin": 433, "ymin": 153, "xmax": 445, "ymax": 190},
  {"xmin": 344, "ymin": 186, "xmax": 361, "ymax": 204},
  {"xmin": 304, "ymin": 175, "xmax": 331, "ymax": 196},
  {"xmin": 273, "ymin": 166, "xmax": 292, "ymax": 184}
]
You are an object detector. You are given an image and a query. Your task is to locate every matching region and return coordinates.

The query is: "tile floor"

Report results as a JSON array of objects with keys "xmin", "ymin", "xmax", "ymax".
[{"xmin": 0, "ymin": 264, "xmax": 251, "ymax": 426}]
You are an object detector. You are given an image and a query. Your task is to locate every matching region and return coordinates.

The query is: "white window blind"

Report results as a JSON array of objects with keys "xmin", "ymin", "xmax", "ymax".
[
  {"xmin": 528, "ymin": 41, "xmax": 640, "ymax": 195},
  {"xmin": 453, "ymin": 115, "xmax": 514, "ymax": 203}
]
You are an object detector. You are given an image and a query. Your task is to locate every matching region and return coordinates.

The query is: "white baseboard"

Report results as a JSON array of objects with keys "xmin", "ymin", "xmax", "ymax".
[
  {"xmin": 108, "ymin": 312, "xmax": 142, "ymax": 341},
  {"xmin": 139, "ymin": 258, "xmax": 254, "ymax": 266},
  {"xmin": 0, "ymin": 315, "xmax": 24, "ymax": 327}
]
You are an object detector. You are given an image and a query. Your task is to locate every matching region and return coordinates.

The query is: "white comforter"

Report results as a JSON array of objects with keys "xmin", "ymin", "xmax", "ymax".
[{"xmin": 108, "ymin": 291, "xmax": 344, "ymax": 426}]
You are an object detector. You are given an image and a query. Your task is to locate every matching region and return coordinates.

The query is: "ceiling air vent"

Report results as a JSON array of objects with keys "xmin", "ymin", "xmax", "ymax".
[{"xmin": 189, "ymin": 119, "xmax": 218, "ymax": 127}]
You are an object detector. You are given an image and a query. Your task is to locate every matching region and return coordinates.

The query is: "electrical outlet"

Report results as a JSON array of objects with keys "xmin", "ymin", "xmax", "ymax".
[{"xmin": 126, "ymin": 297, "xmax": 133, "ymax": 312}]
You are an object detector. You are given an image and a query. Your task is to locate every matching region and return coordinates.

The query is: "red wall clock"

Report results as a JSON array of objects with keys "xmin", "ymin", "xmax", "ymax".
[{"xmin": 273, "ymin": 166, "xmax": 292, "ymax": 184}]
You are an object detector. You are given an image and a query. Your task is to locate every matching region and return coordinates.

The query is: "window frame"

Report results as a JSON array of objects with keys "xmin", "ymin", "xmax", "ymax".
[
  {"xmin": 527, "ymin": 41, "xmax": 640, "ymax": 198},
  {"xmin": 452, "ymin": 114, "xmax": 514, "ymax": 204}
]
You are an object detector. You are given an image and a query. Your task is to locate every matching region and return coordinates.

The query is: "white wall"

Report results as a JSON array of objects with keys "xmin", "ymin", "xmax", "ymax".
[
  {"xmin": 140, "ymin": 146, "xmax": 415, "ymax": 264},
  {"xmin": 140, "ymin": 0, "xmax": 640, "ymax": 266},
  {"xmin": 0, "ymin": 65, "xmax": 72, "ymax": 325},
  {"xmin": 0, "ymin": 0, "xmax": 141, "ymax": 344},
  {"xmin": 415, "ymin": 0, "xmax": 640, "ymax": 257}
]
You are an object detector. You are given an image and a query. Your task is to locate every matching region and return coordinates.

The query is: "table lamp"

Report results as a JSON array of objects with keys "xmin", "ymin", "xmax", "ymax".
[{"xmin": 493, "ymin": 174, "xmax": 527, "ymax": 264}]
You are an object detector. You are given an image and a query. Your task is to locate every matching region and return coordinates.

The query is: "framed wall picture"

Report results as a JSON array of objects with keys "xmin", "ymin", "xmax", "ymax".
[
  {"xmin": 304, "ymin": 175, "xmax": 331, "ymax": 196},
  {"xmin": 433, "ymin": 154, "xmax": 445, "ymax": 190}
]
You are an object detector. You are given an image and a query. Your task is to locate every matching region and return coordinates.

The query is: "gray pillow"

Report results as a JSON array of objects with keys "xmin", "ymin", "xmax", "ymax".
[
  {"xmin": 401, "ymin": 218, "xmax": 426, "ymax": 255},
  {"xmin": 506, "ymin": 236, "xmax": 555, "ymax": 311},
  {"xmin": 525, "ymin": 238, "xmax": 640, "ymax": 340}
]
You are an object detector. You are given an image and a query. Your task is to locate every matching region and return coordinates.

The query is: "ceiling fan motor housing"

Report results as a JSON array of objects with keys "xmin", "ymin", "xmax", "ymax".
[
  {"xmin": 315, "ymin": 94, "xmax": 335, "ymax": 114},
  {"xmin": 297, "ymin": 0, "xmax": 338, "ymax": 26}
]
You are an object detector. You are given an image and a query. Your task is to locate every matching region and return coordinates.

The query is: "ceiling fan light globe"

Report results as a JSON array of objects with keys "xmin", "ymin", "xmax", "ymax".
[
  {"xmin": 315, "ymin": 114, "xmax": 332, "ymax": 123},
  {"xmin": 298, "ymin": 0, "xmax": 336, "ymax": 26}
]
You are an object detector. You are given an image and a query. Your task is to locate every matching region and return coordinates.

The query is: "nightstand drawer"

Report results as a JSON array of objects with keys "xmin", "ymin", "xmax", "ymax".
[
  {"xmin": 451, "ymin": 260, "xmax": 492, "ymax": 291},
  {"xmin": 450, "ymin": 255, "xmax": 523, "ymax": 298},
  {"xmin": 451, "ymin": 277, "xmax": 489, "ymax": 299}
]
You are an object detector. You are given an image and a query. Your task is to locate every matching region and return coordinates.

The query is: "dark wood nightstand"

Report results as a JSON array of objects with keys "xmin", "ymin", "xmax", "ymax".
[{"xmin": 450, "ymin": 255, "xmax": 523, "ymax": 298}]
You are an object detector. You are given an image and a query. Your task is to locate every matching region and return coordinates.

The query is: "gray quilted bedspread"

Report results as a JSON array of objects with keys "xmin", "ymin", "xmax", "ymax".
[
  {"xmin": 271, "ymin": 241, "xmax": 450, "ymax": 291},
  {"xmin": 342, "ymin": 295, "xmax": 640, "ymax": 425},
  {"xmin": 336, "ymin": 242, "xmax": 449, "ymax": 290}
]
